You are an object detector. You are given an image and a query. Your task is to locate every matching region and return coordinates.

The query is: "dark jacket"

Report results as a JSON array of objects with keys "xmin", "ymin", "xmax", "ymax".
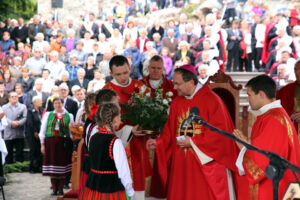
[
  {"xmin": 28, "ymin": 23, "xmax": 46, "ymax": 43},
  {"xmin": 26, "ymin": 90, "xmax": 49, "ymax": 111},
  {"xmin": 70, "ymin": 78, "xmax": 89, "ymax": 90},
  {"xmin": 227, "ymin": 28, "xmax": 243, "ymax": 51},
  {"xmin": 26, "ymin": 107, "xmax": 43, "ymax": 136}
]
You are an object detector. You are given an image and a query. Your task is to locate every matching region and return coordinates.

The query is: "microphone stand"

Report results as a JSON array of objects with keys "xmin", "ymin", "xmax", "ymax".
[{"xmin": 191, "ymin": 116, "xmax": 300, "ymax": 200}]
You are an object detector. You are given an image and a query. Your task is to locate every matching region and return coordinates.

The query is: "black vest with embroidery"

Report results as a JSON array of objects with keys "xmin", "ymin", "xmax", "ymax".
[{"xmin": 85, "ymin": 128, "xmax": 124, "ymax": 193}]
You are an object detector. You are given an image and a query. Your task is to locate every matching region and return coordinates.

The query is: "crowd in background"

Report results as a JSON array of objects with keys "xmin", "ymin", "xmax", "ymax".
[{"xmin": 0, "ymin": 0, "xmax": 300, "ymax": 172}]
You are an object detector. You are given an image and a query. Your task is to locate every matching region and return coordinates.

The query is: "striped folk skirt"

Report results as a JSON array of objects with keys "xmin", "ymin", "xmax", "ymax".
[
  {"xmin": 82, "ymin": 187, "xmax": 127, "ymax": 200},
  {"xmin": 42, "ymin": 137, "xmax": 72, "ymax": 177}
]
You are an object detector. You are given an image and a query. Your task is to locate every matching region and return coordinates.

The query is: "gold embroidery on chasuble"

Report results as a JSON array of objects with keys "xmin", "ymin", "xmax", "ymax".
[
  {"xmin": 176, "ymin": 108, "xmax": 202, "ymax": 154},
  {"xmin": 266, "ymin": 110, "xmax": 294, "ymax": 144},
  {"xmin": 244, "ymin": 155, "xmax": 265, "ymax": 182},
  {"xmin": 249, "ymin": 184, "xmax": 259, "ymax": 200}
]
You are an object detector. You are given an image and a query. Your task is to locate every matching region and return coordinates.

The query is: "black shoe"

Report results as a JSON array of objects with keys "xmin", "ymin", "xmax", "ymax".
[
  {"xmin": 51, "ymin": 191, "xmax": 58, "ymax": 196},
  {"xmin": 58, "ymin": 190, "xmax": 64, "ymax": 195}
]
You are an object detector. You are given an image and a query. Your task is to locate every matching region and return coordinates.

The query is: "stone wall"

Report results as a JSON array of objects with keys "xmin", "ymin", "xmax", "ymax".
[{"xmin": 37, "ymin": 0, "xmax": 99, "ymax": 22}]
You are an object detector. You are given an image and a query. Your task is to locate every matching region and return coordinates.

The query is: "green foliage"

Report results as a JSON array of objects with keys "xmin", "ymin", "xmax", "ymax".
[
  {"xmin": 182, "ymin": 3, "xmax": 199, "ymax": 18},
  {"xmin": 122, "ymin": 87, "xmax": 173, "ymax": 132},
  {"xmin": 3, "ymin": 161, "xmax": 30, "ymax": 175},
  {"xmin": 0, "ymin": 0, "xmax": 37, "ymax": 21}
]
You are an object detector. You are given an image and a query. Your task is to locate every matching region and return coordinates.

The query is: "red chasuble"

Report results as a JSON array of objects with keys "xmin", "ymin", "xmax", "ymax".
[
  {"xmin": 276, "ymin": 81, "xmax": 299, "ymax": 131},
  {"xmin": 103, "ymin": 79, "xmax": 152, "ymax": 191},
  {"xmin": 241, "ymin": 107, "xmax": 300, "ymax": 199},
  {"xmin": 142, "ymin": 75, "xmax": 177, "ymax": 100},
  {"xmin": 154, "ymin": 85, "xmax": 246, "ymax": 200}
]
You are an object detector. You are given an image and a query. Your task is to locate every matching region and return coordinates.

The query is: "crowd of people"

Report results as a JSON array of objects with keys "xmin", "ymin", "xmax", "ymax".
[{"xmin": 0, "ymin": 0, "xmax": 300, "ymax": 199}]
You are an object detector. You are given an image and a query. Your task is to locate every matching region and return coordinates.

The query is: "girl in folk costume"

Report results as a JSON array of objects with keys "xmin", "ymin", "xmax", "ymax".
[
  {"xmin": 79, "ymin": 89, "xmax": 119, "ymax": 199},
  {"xmin": 39, "ymin": 97, "xmax": 74, "ymax": 195},
  {"xmin": 82, "ymin": 103, "xmax": 134, "ymax": 200}
]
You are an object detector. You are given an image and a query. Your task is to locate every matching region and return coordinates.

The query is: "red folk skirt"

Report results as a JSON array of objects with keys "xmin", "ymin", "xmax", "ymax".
[
  {"xmin": 82, "ymin": 188, "xmax": 127, "ymax": 200},
  {"xmin": 42, "ymin": 137, "xmax": 72, "ymax": 177}
]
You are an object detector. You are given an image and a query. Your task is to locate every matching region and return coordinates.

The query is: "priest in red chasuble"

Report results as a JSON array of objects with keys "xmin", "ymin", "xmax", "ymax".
[
  {"xmin": 142, "ymin": 55, "xmax": 177, "ymax": 100},
  {"xmin": 234, "ymin": 75, "xmax": 300, "ymax": 200},
  {"xmin": 276, "ymin": 61, "xmax": 300, "ymax": 135},
  {"xmin": 102, "ymin": 55, "xmax": 152, "ymax": 200},
  {"xmin": 146, "ymin": 65, "xmax": 246, "ymax": 200}
]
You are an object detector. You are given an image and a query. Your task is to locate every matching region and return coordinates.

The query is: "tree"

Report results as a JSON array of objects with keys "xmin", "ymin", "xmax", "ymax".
[{"xmin": 0, "ymin": 0, "xmax": 37, "ymax": 21}]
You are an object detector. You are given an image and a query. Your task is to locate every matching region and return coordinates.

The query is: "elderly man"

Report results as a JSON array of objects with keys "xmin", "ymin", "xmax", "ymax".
[
  {"xmin": 47, "ymin": 82, "xmax": 78, "ymax": 122},
  {"xmin": 26, "ymin": 78, "xmax": 49, "ymax": 110},
  {"xmin": 28, "ymin": 15, "xmax": 46, "ymax": 45},
  {"xmin": 179, "ymin": 23, "xmax": 198, "ymax": 56},
  {"xmin": 24, "ymin": 47, "xmax": 46, "ymax": 77},
  {"xmin": 2, "ymin": 91, "xmax": 27, "ymax": 164},
  {"xmin": 70, "ymin": 68, "xmax": 89, "ymax": 89},
  {"xmin": 162, "ymin": 28, "xmax": 179, "ymax": 59},
  {"xmin": 45, "ymin": 50, "xmax": 65, "ymax": 82}
]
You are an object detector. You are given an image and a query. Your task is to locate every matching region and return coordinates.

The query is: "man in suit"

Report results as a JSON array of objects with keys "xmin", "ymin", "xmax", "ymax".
[
  {"xmin": 101, "ymin": 13, "xmax": 119, "ymax": 39},
  {"xmin": 80, "ymin": 12, "xmax": 99, "ymax": 40},
  {"xmin": 26, "ymin": 78, "xmax": 49, "ymax": 111},
  {"xmin": 70, "ymin": 68, "xmax": 89, "ymax": 90},
  {"xmin": 28, "ymin": 15, "xmax": 46, "ymax": 45},
  {"xmin": 179, "ymin": 23, "xmax": 199, "ymax": 56},
  {"xmin": 226, "ymin": 20, "xmax": 243, "ymax": 72},
  {"xmin": 162, "ymin": 28, "xmax": 179, "ymax": 59},
  {"xmin": 15, "ymin": 18, "xmax": 28, "ymax": 44},
  {"xmin": 47, "ymin": 83, "xmax": 78, "ymax": 119},
  {"xmin": 2, "ymin": 91, "xmax": 27, "ymax": 164}
]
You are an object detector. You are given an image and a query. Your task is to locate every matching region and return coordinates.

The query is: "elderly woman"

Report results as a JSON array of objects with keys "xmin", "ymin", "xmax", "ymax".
[
  {"xmin": 87, "ymin": 69, "xmax": 105, "ymax": 92},
  {"xmin": 9, "ymin": 56, "xmax": 23, "ymax": 81},
  {"xmin": 26, "ymin": 96, "xmax": 43, "ymax": 173},
  {"xmin": 39, "ymin": 97, "xmax": 74, "ymax": 195},
  {"xmin": 174, "ymin": 40, "xmax": 195, "ymax": 65}
]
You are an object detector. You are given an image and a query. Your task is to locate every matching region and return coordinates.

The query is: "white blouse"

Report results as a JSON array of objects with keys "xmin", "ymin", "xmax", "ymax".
[{"xmin": 39, "ymin": 110, "xmax": 74, "ymax": 143}]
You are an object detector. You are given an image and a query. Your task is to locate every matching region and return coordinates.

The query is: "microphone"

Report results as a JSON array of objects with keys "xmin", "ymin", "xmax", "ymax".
[{"xmin": 181, "ymin": 107, "xmax": 200, "ymax": 130}]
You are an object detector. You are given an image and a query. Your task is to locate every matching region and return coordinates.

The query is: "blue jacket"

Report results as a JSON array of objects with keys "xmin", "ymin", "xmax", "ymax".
[{"xmin": 123, "ymin": 47, "xmax": 141, "ymax": 67}]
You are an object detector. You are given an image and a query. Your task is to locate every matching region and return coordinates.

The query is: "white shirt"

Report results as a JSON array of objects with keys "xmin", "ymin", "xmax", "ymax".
[
  {"xmin": 45, "ymin": 61, "xmax": 65, "ymax": 80},
  {"xmin": 39, "ymin": 109, "xmax": 74, "ymax": 143},
  {"xmin": 113, "ymin": 138, "xmax": 135, "ymax": 197},
  {"xmin": 236, "ymin": 100, "xmax": 282, "ymax": 175},
  {"xmin": 255, "ymin": 24, "xmax": 266, "ymax": 48},
  {"xmin": 42, "ymin": 77, "xmax": 55, "ymax": 93}
]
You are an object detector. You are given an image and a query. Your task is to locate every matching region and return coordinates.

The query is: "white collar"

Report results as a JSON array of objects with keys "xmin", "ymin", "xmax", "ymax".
[
  {"xmin": 184, "ymin": 83, "xmax": 202, "ymax": 99},
  {"xmin": 111, "ymin": 78, "xmax": 132, "ymax": 87},
  {"xmin": 249, "ymin": 100, "xmax": 282, "ymax": 117},
  {"xmin": 149, "ymin": 78, "xmax": 163, "ymax": 89}
]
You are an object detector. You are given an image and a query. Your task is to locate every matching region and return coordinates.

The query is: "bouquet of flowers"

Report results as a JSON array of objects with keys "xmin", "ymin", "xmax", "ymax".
[{"xmin": 122, "ymin": 85, "xmax": 173, "ymax": 133}]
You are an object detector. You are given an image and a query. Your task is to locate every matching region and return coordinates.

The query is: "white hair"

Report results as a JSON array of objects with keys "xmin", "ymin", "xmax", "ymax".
[
  {"xmin": 35, "ymin": 78, "xmax": 43, "ymax": 85},
  {"xmin": 32, "ymin": 95, "xmax": 42, "ymax": 104},
  {"xmin": 36, "ymin": 32, "xmax": 44, "ymax": 39},
  {"xmin": 77, "ymin": 68, "xmax": 86, "ymax": 74}
]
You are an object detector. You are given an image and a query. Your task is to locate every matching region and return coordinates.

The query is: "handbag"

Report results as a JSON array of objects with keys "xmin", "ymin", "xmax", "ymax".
[{"xmin": 69, "ymin": 111, "xmax": 85, "ymax": 140}]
